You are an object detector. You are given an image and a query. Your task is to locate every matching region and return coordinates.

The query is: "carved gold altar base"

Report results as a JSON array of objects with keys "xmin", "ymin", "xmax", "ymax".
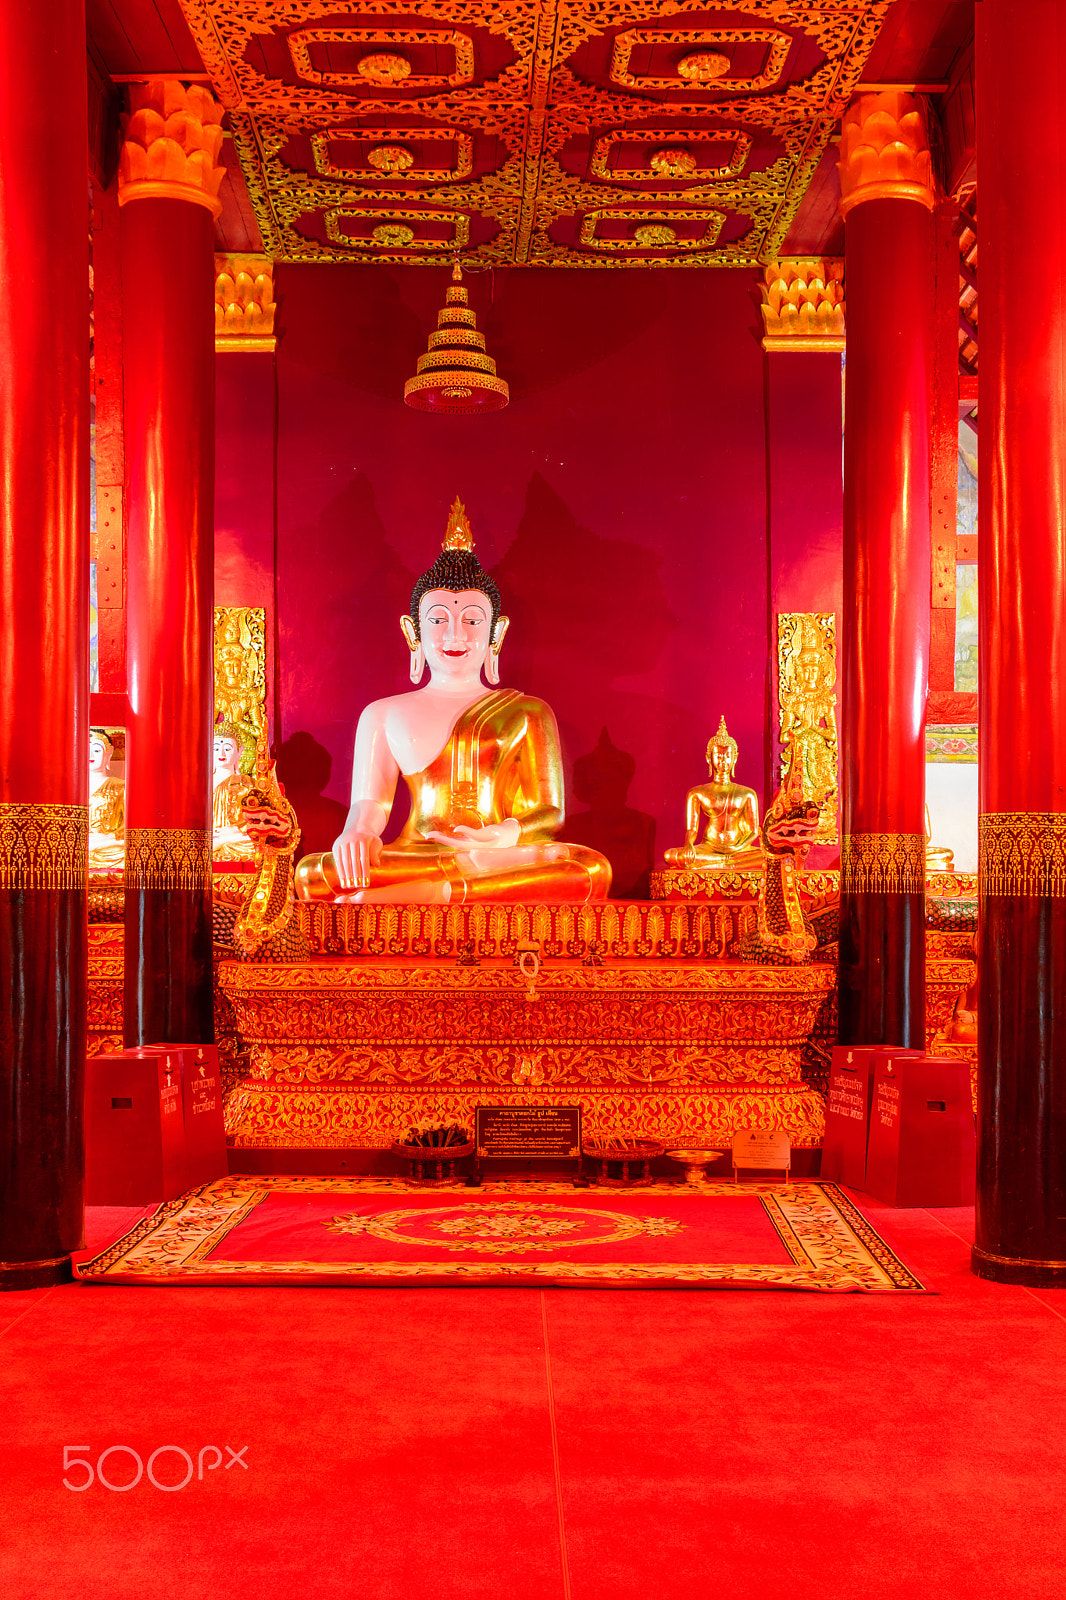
[
  {"xmin": 650, "ymin": 868, "xmax": 839, "ymax": 903},
  {"xmin": 219, "ymin": 960, "xmax": 836, "ymax": 1151}
]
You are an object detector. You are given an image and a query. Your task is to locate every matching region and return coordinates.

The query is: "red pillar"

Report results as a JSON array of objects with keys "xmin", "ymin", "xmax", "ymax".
[
  {"xmin": 974, "ymin": 3, "xmax": 1066, "ymax": 1285},
  {"xmin": 119, "ymin": 83, "xmax": 223, "ymax": 1045},
  {"xmin": 0, "ymin": 4, "xmax": 90, "ymax": 1288},
  {"xmin": 838, "ymin": 93, "xmax": 935, "ymax": 1048}
]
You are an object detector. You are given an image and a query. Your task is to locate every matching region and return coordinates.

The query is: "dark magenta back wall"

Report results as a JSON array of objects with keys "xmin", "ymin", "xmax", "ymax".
[{"xmin": 272, "ymin": 264, "xmax": 783, "ymax": 872}]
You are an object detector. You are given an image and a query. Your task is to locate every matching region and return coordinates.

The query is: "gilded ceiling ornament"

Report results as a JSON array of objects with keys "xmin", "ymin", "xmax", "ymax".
[
  {"xmin": 357, "ymin": 53, "xmax": 411, "ymax": 87},
  {"xmin": 677, "ymin": 51, "xmax": 730, "ymax": 83},
  {"xmin": 176, "ymin": 0, "xmax": 894, "ymax": 268},
  {"xmin": 367, "ymin": 143, "xmax": 415, "ymax": 175},
  {"xmin": 372, "ymin": 222, "xmax": 415, "ymax": 247},
  {"xmin": 648, "ymin": 148, "xmax": 697, "ymax": 178},
  {"xmin": 634, "ymin": 222, "xmax": 677, "ymax": 246},
  {"xmin": 838, "ymin": 90, "xmax": 936, "ymax": 215}
]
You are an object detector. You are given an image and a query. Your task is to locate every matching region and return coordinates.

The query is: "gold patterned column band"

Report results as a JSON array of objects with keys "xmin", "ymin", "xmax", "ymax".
[
  {"xmin": 126, "ymin": 828, "xmax": 212, "ymax": 892},
  {"xmin": 841, "ymin": 832, "xmax": 925, "ymax": 894},
  {"xmin": 980, "ymin": 813, "xmax": 1066, "ymax": 897},
  {"xmin": 0, "ymin": 802, "xmax": 87, "ymax": 890}
]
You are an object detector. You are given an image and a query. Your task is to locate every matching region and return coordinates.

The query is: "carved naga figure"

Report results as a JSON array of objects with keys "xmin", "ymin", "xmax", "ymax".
[
  {"xmin": 740, "ymin": 739, "xmax": 824, "ymax": 964},
  {"xmin": 295, "ymin": 499, "xmax": 611, "ymax": 905}
]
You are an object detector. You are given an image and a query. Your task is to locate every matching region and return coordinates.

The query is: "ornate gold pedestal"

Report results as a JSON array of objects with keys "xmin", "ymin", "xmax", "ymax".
[
  {"xmin": 85, "ymin": 894, "xmax": 976, "ymax": 1158},
  {"xmin": 219, "ymin": 958, "xmax": 836, "ymax": 1151}
]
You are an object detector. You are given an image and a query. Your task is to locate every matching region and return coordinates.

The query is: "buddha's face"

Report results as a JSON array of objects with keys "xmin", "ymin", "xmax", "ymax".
[
  {"xmin": 708, "ymin": 744, "xmax": 736, "ymax": 783},
  {"xmin": 419, "ymin": 588, "xmax": 493, "ymax": 682},
  {"xmin": 89, "ymin": 737, "xmax": 111, "ymax": 774},
  {"xmin": 213, "ymin": 737, "xmax": 240, "ymax": 776}
]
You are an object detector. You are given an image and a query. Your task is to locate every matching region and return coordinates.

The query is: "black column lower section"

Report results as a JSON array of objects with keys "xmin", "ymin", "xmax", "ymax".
[
  {"xmin": 124, "ymin": 887, "xmax": 214, "ymax": 1047},
  {"xmin": 973, "ymin": 895, "xmax": 1066, "ymax": 1285},
  {"xmin": 0, "ymin": 886, "xmax": 86, "ymax": 1288},
  {"xmin": 838, "ymin": 891, "xmax": 926, "ymax": 1048}
]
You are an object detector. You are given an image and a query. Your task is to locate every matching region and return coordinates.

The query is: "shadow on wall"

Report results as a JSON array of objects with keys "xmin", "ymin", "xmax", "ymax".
[
  {"xmin": 275, "ymin": 731, "xmax": 349, "ymax": 858},
  {"xmin": 565, "ymin": 727, "xmax": 656, "ymax": 898}
]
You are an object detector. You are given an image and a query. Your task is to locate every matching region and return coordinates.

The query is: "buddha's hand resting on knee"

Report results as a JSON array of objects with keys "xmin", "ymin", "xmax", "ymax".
[
  {"xmin": 332, "ymin": 827, "xmax": 384, "ymax": 889},
  {"xmin": 425, "ymin": 819, "xmax": 522, "ymax": 851}
]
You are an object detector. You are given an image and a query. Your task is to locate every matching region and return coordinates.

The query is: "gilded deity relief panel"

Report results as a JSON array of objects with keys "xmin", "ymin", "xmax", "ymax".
[{"xmin": 776, "ymin": 611, "xmax": 838, "ymax": 845}]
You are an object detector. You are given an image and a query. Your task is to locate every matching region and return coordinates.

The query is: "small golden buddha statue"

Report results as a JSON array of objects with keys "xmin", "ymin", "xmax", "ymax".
[
  {"xmin": 212, "ymin": 720, "xmax": 258, "ymax": 862},
  {"xmin": 664, "ymin": 716, "xmax": 763, "ymax": 871},
  {"xmin": 88, "ymin": 727, "xmax": 125, "ymax": 871},
  {"xmin": 295, "ymin": 498, "xmax": 611, "ymax": 905}
]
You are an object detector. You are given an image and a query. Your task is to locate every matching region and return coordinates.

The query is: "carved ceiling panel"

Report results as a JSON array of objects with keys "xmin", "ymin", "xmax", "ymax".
[{"xmin": 178, "ymin": 0, "xmax": 892, "ymax": 267}]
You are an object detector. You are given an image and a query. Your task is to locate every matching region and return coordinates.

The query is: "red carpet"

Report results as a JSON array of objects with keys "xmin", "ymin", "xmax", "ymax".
[
  {"xmin": 74, "ymin": 1178, "xmax": 924, "ymax": 1291},
  {"xmin": 1, "ymin": 1195, "xmax": 1064, "ymax": 1599}
]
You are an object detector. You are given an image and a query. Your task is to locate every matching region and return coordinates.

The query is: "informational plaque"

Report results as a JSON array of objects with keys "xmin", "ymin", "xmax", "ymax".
[
  {"xmin": 732, "ymin": 1127, "xmax": 791, "ymax": 1181},
  {"xmin": 476, "ymin": 1105, "xmax": 581, "ymax": 1162}
]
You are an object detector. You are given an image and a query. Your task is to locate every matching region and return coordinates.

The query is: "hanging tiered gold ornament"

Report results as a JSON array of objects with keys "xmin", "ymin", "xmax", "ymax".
[{"xmin": 404, "ymin": 263, "xmax": 509, "ymax": 414}]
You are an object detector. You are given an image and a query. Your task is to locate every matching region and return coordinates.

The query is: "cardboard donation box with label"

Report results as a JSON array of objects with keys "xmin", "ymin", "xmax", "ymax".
[
  {"xmin": 84, "ymin": 1050, "xmax": 186, "ymax": 1205},
  {"xmin": 863, "ymin": 1052, "xmax": 976, "ymax": 1208},
  {"xmin": 84, "ymin": 1044, "xmax": 227, "ymax": 1204},
  {"xmin": 822, "ymin": 1047, "xmax": 922, "ymax": 1188}
]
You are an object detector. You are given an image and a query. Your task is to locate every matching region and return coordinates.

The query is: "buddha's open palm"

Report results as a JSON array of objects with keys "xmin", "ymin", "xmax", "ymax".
[{"xmin": 424, "ymin": 820, "xmax": 521, "ymax": 851}]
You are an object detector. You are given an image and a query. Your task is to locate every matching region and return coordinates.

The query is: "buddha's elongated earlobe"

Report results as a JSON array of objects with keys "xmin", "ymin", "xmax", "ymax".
[
  {"xmin": 485, "ymin": 615, "xmax": 509, "ymax": 685},
  {"xmin": 399, "ymin": 614, "xmax": 425, "ymax": 685}
]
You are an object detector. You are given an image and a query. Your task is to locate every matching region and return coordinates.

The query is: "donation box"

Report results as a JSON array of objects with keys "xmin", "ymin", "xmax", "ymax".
[
  {"xmin": 84, "ymin": 1043, "xmax": 227, "ymax": 1204},
  {"xmin": 864, "ymin": 1052, "xmax": 976, "ymax": 1208},
  {"xmin": 84, "ymin": 1050, "xmax": 186, "ymax": 1205},
  {"xmin": 822, "ymin": 1047, "xmax": 922, "ymax": 1188}
]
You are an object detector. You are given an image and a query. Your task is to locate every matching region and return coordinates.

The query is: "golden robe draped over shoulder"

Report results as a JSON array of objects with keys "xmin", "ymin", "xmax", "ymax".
[{"xmin": 297, "ymin": 689, "xmax": 611, "ymax": 903}]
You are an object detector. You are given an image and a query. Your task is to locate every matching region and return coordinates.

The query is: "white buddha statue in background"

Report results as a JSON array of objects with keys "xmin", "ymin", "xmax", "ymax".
[
  {"xmin": 88, "ymin": 728, "xmax": 125, "ymax": 872},
  {"xmin": 212, "ymin": 720, "xmax": 258, "ymax": 861}
]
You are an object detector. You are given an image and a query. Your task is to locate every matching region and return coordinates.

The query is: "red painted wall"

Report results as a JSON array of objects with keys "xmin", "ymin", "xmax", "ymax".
[{"xmin": 215, "ymin": 266, "xmax": 843, "ymax": 893}]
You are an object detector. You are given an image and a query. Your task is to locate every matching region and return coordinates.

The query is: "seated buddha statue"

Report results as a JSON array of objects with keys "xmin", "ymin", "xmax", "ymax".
[
  {"xmin": 295, "ymin": 500, "xmax": 611, "ymax": 905},
  {"xmin": 88, "ymin": 727, "xmax": 125, "ymax": 871},
  {"xmin": 212, "ymin": 720, "xmax": 258, "ymax": 862},
  {"xmin": 663, "ymin": 715, "xmax": 763, "ymax": 871}
]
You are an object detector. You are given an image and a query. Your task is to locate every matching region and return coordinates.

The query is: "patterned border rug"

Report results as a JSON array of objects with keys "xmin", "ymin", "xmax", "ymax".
[{"xmin": 76, "ymin": 1178, "xmax": 925, "ymax": 1292}]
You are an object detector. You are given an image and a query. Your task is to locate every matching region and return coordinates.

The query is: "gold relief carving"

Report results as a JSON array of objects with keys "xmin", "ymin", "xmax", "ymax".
[
  {"xmin": 215, "ymin": 255, "xmax": 276, "ymax": 352},
  {"xmin": 838, "ymin": 91, "xmax": 935, "ymax": 216},
  {"xmin": 0, "ymin": 803, "xmax": 87, "ymax": 891},
  {"xmin": 214, "ymin": 606, "xmax": 267, "ymax": 762},
  {"xmin": 118, "ymin": 80, "xmax": 225, "ymax": 217},
  {"xmin": 589, "ymin": 129, "xmax": 752, "ymax": 184},
  {"xmin": 841, "ymin": 833, "xmax": 925, "ymax": 896},
  {"xmin": 609, "ymin": 30, "xmax": 792, "ymax": 95},
  {"xmin": 980, "ymin": 813, "xmax": 1066, "ymax": 898},
  {"xmin": 311, "ymin": 128, "xmax": 475, "ymax": 185},
  {"xmin": 760, "ymin": 259, "xmax": 844, "ymax": 351},
  {"xmin": 225, "ymin": 1083, "xmax": 828, "ymax": 1151},
  {"xmin": 177, "ymin": 0, "xmax": 893, "ymax": 271},
  {"xmin": 579, "ymin": 208, "xmax": 724, "ymax": 253},
  {"xmin": 126, "ymin": 828, "xmax": 212, "ymax": 892},
  {"xmin": 325, "ymin": 206, "xmax": 470, "ymax": 254},
  {"xmin": 777, "ymin": 612, "xmax": 839, "ymax": 843},
  {"xmin": 287, "ymin": 30, "xmax": 475, "ymax": 91}
]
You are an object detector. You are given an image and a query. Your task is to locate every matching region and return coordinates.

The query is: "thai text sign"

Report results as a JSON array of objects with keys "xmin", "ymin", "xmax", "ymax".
[{"xmin": 476, "ymin": 1105, "xmax": 581, "ymax": 1160}]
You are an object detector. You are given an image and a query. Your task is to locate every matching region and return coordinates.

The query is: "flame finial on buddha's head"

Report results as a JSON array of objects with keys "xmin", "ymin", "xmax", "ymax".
[{"xmin": 443, "ymin": 495, "xmax": 474, "ymax": 552}]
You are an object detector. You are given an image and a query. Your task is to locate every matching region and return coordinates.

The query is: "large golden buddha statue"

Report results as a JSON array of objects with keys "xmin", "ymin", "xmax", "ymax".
[
  {"xmin": 296, "ymin": 500, "xmax": 611, "ymax": 905},
  {"xmin": 664, "ymin": 715, "xmax": 763, "ymax": 871}
]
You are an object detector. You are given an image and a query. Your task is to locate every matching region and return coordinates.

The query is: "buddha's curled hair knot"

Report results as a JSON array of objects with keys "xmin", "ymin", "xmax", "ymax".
[{"xmin": 409, "ymin": 549, "xmax": 502, "ymax": 640}]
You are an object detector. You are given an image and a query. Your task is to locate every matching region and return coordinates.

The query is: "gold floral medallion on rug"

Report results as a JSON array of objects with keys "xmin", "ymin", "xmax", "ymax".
[{"xmin": 76, "ymin": 1178, "xmax": 925, "ymax": 1293}]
